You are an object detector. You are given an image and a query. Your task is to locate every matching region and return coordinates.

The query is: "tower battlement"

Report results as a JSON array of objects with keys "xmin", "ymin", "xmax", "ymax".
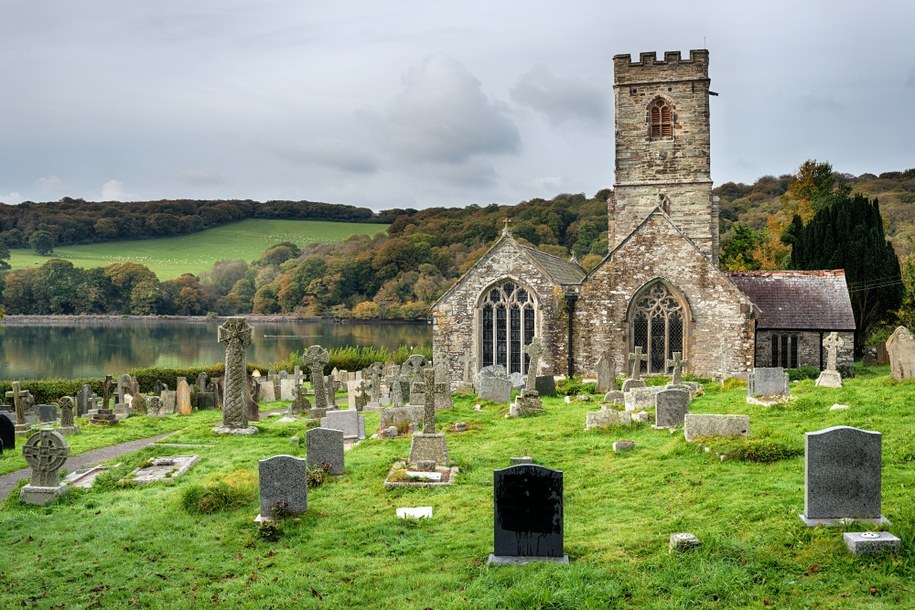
[{"xmin": 613, "ymin": 50, "xmax": 709, "ymax": 85}]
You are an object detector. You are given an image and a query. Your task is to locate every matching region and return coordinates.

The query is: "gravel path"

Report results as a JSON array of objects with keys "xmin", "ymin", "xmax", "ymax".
[{"xmin": 0, "ymin": 432, "xmax": 175, "ymax": 500}]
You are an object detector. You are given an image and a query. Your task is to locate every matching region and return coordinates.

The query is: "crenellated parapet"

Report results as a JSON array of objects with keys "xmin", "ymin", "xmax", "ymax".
[{"xmin": 613, "ymin": 50, "xmax": 709, "ymax": 85}]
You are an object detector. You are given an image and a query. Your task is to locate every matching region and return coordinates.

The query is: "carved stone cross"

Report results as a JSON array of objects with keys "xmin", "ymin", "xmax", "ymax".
[
  {"xmin": 303, "ymin": 345, "xmax": 330, "ymax": 410},
  {"xmin": 524, "ymin": 337, "xmax": 546, "ymax": 391},
  {"xmin": 58, "ymin": 396, "xmax": 75, "ymax": 427},
  {"xmin": 22, "ymin": 430, "xmax": 70, "ymax": 487},
  {"xmin": 369, "ymin": 362, "xmax": 384, "ymax": 403},
  {"xmin": 823, "ymin": 332, "xmax": 844, "ymax": 372},
  {"xmin": 628, "ymin": 347, "xmax": 648, "ymax": 380},
  {"xmin": 422, "ymin": 368, "xmax": 436, "ymax": 435},
  {"xmin": 401, "ymin": 354, "xmax": 427, "ymax": 379},
  {"xmin": 669, "ymin": 351, "xmax": 687, "ymax": 384},
  {"xmin": 5, "ymin": 381, "xmax": 29, "ymax": 426},
  {"xmin": 218, "ymin": 317, "xmax": 254, "ymax": 429},
  {"xmin": 385, "ymin": 373, "xmax": 404, "ymax": 408}
]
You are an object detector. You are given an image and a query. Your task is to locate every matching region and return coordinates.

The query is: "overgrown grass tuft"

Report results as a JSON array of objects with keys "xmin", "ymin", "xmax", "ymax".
[{"xmin": 181, "ymin": 470, "xmax": 257, "ymax": 514}]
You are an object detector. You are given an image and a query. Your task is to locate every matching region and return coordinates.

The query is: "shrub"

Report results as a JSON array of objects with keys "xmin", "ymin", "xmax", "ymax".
[
  {"xmin": 181, "ymin": 470, "xmax": 257, "ymax": 514},
  {"xmin": 556, "ymin": 376, "xmax": 596, "ymax": 396},
  {"xmin": 787, "ymin": 366, "xmax": 820, "ymax": 381},
  {"xmin": 721, "ymin": 377, "xmax": 748, "ymax": 391},
  {"xmin": 695, "ymin": 436, "xmax": 803, "ymax": 463},
  {"xmin": 306, "ymin": 465, "xmax": 327, "ymax": 488}
]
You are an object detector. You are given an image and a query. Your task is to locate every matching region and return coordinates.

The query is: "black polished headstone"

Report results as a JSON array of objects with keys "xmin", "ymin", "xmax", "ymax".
[
  {"xmin": 491, "ymin": 464, "xmax": 566, "ymax": 563},
  {"xmin": 0, "ymin": 413, "xmax": 14, "ymax": 452}
]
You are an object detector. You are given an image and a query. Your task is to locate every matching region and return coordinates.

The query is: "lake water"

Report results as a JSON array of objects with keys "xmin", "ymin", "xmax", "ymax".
[{"xmin": 0, "ymin": 319, "xmax": 432, "ymax": 380}]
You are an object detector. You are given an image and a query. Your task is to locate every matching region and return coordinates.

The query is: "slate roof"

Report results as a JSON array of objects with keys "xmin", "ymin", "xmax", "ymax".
[
  {"xmin": 726, "ymin": 270, "xmax": 856, "ymax": 330},
  {"xmin": 522, "ymin": 245, "xmax": 586, "ymax": 285}
]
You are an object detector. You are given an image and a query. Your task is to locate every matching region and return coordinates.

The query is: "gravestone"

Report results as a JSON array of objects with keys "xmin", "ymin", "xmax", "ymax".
[
  {"xmin": 624, "ymin": 386, "xmax": 660, "ymax": 411},
  {"xmin": 101, "ymin": 375, "xmax": 114, "ymax": 410},
  {"xmin": 37, "ymin": 404, "xmax": 57, "ymax": 423},
  {"xmin": 257, "ymin": 455, "xmax": 308, "ymax": 521},
  {"xmin": 458, "ymin": 349, "xmax": 475, "ymax": 392},
  {"xmin": 258, "ymin": 378, "xmax": 277, "ymax": 402},
  {"xmin": 247, "ymin": 378, "xmax": 259, "ymax": 422},
  {"xmin": 510, "ymin": 341, "xmax": 544, "ymax": 417},
  {"xmin": 325, "ymin": 375, "xmax": 336, "ymax": 408},
  {"xmin": 800, "ymin": 426, "xmax": 887, "ymax": 526},
  {"xmin": 683, "ymin": 414, "xmax": 750, "ymax": 441},
  {"xmin": 385, "ymin": 373, "xmax": 404, "ymax": 408},
  {"xmin": 886, "ymin": 325, "xmax": 915, "ymax": 381},
  {"xmin": 57, "ymin": 396, "xmax": 79, "ymax": 435},
  {"xmin": 379, "ymin": 406, "xmax": 424, "ymax": 433},
  {"xmin": 160, "ymin": 391, "xmax": 176, "ymax": 414},
  {"xmin": 524, "ymin": 337, "xmax": 546, "ymax": 391},
  {"xmin": 5, "ymin": 381, "xmax": 33, "ymax": 434},
  {"xmin": 289, "ymin": 385, "xmax": 310, "ymax": 415},
  {"xmin": 489, "ymin": 464, "xmax": 567, "ymax": 564},
  {"xmin": 815, "ymin": 332, "xmax": 844, "ymax": 388},
  {"xmin": 76, "ymin": 384, "xmax": 92, "ymax": 416},
  {"xmin": 367, "ymin": 362, "xmax": 384, "ymax": 406},
  {"xmin": 654, "ymin": 388, "xmax": 689, "ymax": 429},
  {"xmin": 196, "ymin": 392, "xmax": 216, "ymax": 410},
  {"xmin": 0, "ymin": 413, "xmax": 14, "ymax": 454},
  {"xmin": 153, "ymin": 380, "xmax": 168, "ymax": 396},
  {"xmin": 534, "ymin": 376, "xmax": 557, "ymax": 397},
  {"xmin": 303, "ymin": 345, "xmax": 330, "ymax": 412},
  {"xmin": 477, "ymin": 366, "xmax": 512, "ymax": 403},
  {"xmin": 214, "ymin": 317, "xmax": 258, "ymax": 434},
  {"xmin": 668, "ymin": 351, "xmax": 687, "ymax": 384},
  {"xmin": 209, "ymin": 377, "xmax": 224, "ymax": 409},
  {"xmin": 196, "ymin": 372, "xmax": 208, "ymax": 394},
  {"xmin": 408, "ymin": 369, "xmax": 449, "ymax": 465},
  {"xmin": 279, "ymin": 377, "xmax": 297, "ymax": 401},
  {"xmin": 843, "ymin": 532, "xmax": 901, "ymax": 555},
  {"xmin": 595, "ymin": 350, "xmax": 614, "ymax": 393},
  {"xmin": 748, "ymin": 367, "xmax": 789, "ymax": 396},
  {"xmin": 175, "ymin": 377, "xmax": 192, "ymax": 415},
  {"xmin": 585, "ymin": 408, "xmax": 632, "ymax": 430},
  {"xmin": 621, "ymin": 347, "xmax": 647, "ymax": 392},
  {"xmin": 147, "ymin": 396, "xmax": 162, "ymax": 417},
  {"xmin": 20, "ymin": 430, "xmax": 70, "ymax": 505},
  {"xmin": 89, "ymin": 407, "xmax": 117, "ymax": 426},
  {"xmin": 131, "ymin": 393, "xmax": 148, "ymax": 415},
  {"xmin": 320, "ymin": 409, "xmax": 365, "ymax": 440},
  {"xmin": 306, "ymin": 427, "xmax": 345, "ymax": 475},
  {"xmin": 128, "ymin": 455, "xmax": 200, "ymax": 484}
]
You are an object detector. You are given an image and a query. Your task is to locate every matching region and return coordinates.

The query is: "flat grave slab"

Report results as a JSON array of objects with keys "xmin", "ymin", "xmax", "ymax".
[
  {"xmin": 397, "ymin": 506, "xmax": 433, "ymax": 519},
  {"xmin": 383, "ymin": 460, "xmax": 458, "ymax": 488},
  {"xmin": 126, "ymin": 455, "xmax": 200, "ymax": 485}
]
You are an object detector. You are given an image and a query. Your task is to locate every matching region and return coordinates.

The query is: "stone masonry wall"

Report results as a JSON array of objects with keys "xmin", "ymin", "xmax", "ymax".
[
  {"xmin": 432, "ymin": 236, "xmax": 568, "ymax": 390},
  {"xmin": 575, "ymin": 211, "xmax": 755, "ymax": 379},
  {"xmin": 755, "ymin": 330, "xmax": 855, "ymax": 374},
  {"xmin": 610, "ymin": 50, "xmax": 716, "ymax": 262}
]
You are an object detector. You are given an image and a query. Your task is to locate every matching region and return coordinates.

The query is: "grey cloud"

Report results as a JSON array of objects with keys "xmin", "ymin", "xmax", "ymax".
[
  {"xmin": 272, "ymin": 141, "xmax": 378, "ymax": 174},
  {"xmin": 177, "ymin": 168, "xmax": 227, "ymax": 187},
  {"xmin": 797, "ymin": 93, "xmax": 845, "ymax": 112},
  {"xmin": 511, "ymin": 64, "xmax": 609, "ymax": 127},
  {"xmin": 373, "ymin": 54, "xmax": 521, "ymax": 164}
]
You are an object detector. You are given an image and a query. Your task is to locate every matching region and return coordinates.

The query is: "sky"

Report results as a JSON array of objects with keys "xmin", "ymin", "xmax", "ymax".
[{"xmin": 1, "ymin": 1, "xmax": 914, "ymax": 210}]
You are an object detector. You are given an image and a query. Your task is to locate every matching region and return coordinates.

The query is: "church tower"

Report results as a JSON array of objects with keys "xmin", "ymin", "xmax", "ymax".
[{"xmin": 609, "ymin": 50, "xmax": 718, "ymax": 263}]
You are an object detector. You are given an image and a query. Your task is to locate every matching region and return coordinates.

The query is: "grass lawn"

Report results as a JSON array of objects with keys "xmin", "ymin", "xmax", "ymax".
[
  {"xmin": 8, "ymin": 219, "xmax": 388, "ymax": 279},
  {"xmin": 1, "ymin": 367, "xmax": 913, "ymax": 609}
]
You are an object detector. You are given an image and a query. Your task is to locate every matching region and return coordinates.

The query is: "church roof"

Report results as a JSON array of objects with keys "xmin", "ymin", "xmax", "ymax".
[
  {"xmin": 522, "ymin": 245, "xmax": 586, "ymax": 285},
  {"xmin": 726, "ymin": 270, "xmax": 856, "ymax": 330}
]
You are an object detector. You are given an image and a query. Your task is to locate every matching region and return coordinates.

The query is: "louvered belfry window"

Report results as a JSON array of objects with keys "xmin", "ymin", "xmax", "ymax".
[
  {"xmin": 480, "ymin": 280, "xmax": 536, "ymax": 374},
  {"xmin": 649, "ymin": 99, "xmax": 673, "ymax": 139}
]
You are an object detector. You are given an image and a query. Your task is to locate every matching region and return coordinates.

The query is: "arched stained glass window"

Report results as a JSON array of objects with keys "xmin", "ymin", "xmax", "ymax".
[
  {"xmin": 649, "ymin": 98, "xmax": 673, "ymax": 139},
  {"xmin": 480, "ymin": 280, "xmax": 536, "ymax": 374},
  {"xmin": 630, "ymin": 282, "xmax": 686, "ymax": 374}
]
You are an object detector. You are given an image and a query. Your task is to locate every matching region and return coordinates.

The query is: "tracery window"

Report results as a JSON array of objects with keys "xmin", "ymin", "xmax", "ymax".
[
  {"xmin": 770, "ymin": 334, "xmax": 799, "ymax": 368},
  {"xmin": 630, "ymin": 282, "xmax": 686, "ymax": 374},
  {"xmin": 480, "ymin": 280, "xmax": 536, "ymax": 374},
  {"xmin": 649, "ymin": 98, "xmax": 673, "ymax": 139}
]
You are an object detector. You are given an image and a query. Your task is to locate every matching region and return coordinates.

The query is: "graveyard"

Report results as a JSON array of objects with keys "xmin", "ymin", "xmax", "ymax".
[{"xmin": 0, "ymin": 359, "xmax": 912, "ymax": 609}]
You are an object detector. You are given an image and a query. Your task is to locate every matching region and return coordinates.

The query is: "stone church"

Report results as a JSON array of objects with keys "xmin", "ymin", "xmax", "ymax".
[{"xmin": 432, "ymin": 50, "xmax": 855, "ymax": 385}]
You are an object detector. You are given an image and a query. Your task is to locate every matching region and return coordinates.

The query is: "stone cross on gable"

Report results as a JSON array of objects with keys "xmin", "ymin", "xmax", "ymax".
[
  {"xmin": 218, "ymin": 317, "xmax": 254, "ymax": 430},
  {"xmin": 422, "ymin": 368, "xmax": 436, "ymax": 435},
  {"xmin": 669, "ymin": 351, "xmax": 687, "ymax": 384},
  {"xmin": 303, "ymin": 345, "xmax": 330, "ymax": 410},
  {"xmin": 823, "ymin": 332, "xmax": 844, "ymax": 372},
  {"xmin": 524, "ymin": 337, "xmax": 546, "ymax": 391},
  {"xmin": 22, "ymin": 430, "xmax": 70, "ymax": 487},
  {"xmin": 5, "ymin": 381, "xmax": 29, "ymax": 426},
  {"xmin": 628, "ymin": 347, "xmax": 647, "ymax": 380}
]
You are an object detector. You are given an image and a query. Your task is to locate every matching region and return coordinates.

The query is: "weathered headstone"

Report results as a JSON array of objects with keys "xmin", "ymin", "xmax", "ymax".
[
  {"xmin": 748, "ymin": 367, "xmax": 789, "ymax": 396},
  {"xmin": 214, "ymin": 317, "xmax": 257, "ymax": 434},
  {"xmin": 102, "ymin": 375, "xmax": 114, "ymax": 410},
  {"xmin": 843, "ymin": 531, "xmax": 901, "ymax": 555},
  {"xmin": 37, "ymin": 404, "xmax": 57, "ymax": 423},
  {"xmin": 279, "ymin": 377, "xmax": 297, "ymax": 402},
  {"xmin": 5, "ymin": 381, "xmax": 32, "ymax": 434},
  {"xmin": 669, "ymin": 351, "xmax": 687, "ymax": 384},
  {"xmin": 76, "ymin": 384, "xmax": 92, "ymax": 416},
  {"xmin": 385, "ymin": 373, "xmax": 404, "ymax": 408},
  {"xmin": 815, "ymin": 332, "xmax": 844, "ymax": 388},
  {"xmin": 20, "ymin": 430, "xmax": 70, "ymax": 505},
  {"xmin": 320, "ymin": 409, "xmax": 365, "ymax": 440},
  {"xmin": 258, "ymin": 377, "xmax": 276, "ymax": 402},
  {"xmin": 585, "ymin": 408, "xmax": 632, "ymax": 430},
  {"xmin": 257, "ymin": 455, "xmax": 308, "ymax": 521},
  {"xmin": 534, "ymin": 375, "xmax": 557, "ymax": 397},
  {"xmin": 128, "ymin": 455, "xmax": 200, "ymax": 484},
  {"xmin": 153, "ymin": 379, "xmax": 168, "ymax": 396},
  {"xmin": 160, "ymin": 391, "xmax": 176, "ymax": 414},
  {"xmin": 306, "ymin": 427, "xmax": 344, "ymax": 475},
  {"xmin": 325, "ymin": 375, "xmax": 336, "ymax": 408},
  {"xmin": 408, "ymin": 369, "xmax": 449, "ymax": 465},
  {"xmin": 175, "ymin": 377, "xmax": 192, "ymax": 415},
  {"xmin": 595, "ymin": 350, "xmax": 614, "ymax": 393},
  {"xmin": 0, "ymin": 413, "xmax": 14, "ymax": 453},
  {"xmin": 196, "ymin": 372, "xmax": 208, "ymax": 394},
  {"xmin": 800, "ymin": 426, "xmax": 887, "ymax": 526},
  {"xmin": 147, "ymin": 396, "xmax": 162, "ymax": 417},
  {"xmin": 303, "ymin": 345, "xmax": 330, "ymax": 411},
  {"xmin": 488, "ymin": 464, "xmax": 567, "ymax": 564},
  {"xmin": 886, "ymin": 325, "xmax": 915, "ymax": 381},
  {"xmin": 196, "ymin": 392, "xmax": 216, "ymax": 410},
  {"xmin": 524, "ymin": 337, "xmax": 546, "ymax": 391},
  {"xmin": 654, "ymin": 388, "xmax": 689, "ymax": 429},
  {"xmin": 683, "ymin": 414, "xmax": 749, "ymax": 441},
  {"xmin": 379, "ymin": 406, "xmax": 424, "ymax": 433},
  {"xmin": 478, "ymin": 369, "xmax": 512, "ymax": 403},
  {"xmin": 621, "ymin": 347, "xmax": 647, "ymax": 392},
  {"xmin": 57, "ymin": 396, "xmax": 79, "ymax": 435}
]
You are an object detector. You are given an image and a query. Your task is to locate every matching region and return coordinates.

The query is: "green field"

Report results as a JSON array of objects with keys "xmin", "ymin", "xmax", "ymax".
[
  {"xmin": 1, "ymin": 366, "xmax": 912, "ymax": 608},
  {"xmin": 8, "ymin": 219, "xmax": 388, "ymax": 279}
]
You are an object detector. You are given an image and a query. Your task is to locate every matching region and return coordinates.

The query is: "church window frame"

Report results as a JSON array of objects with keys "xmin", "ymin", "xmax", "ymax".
[
  {"xmin": 628, "ymin": 280, "xmax": 689, "ymax": 375},
  {"xmin": 770, "ymin": 333, "xmax": 799, "ymax": 368},
  {"xmin": 478, "ymin": 279, "xmax": 538, "ymax": 374},
  {"xmin": 648, "ymin": 97, "xmax": 674, "ymax": 140}
]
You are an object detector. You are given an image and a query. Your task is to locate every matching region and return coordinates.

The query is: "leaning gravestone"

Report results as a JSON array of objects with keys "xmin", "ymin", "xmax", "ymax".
[
  {"xmin": 214, "ymin": 317, "xmax": 258, "ymax": 435},
  {"xmin": 886, "ymin": 325, "xmax": 915, "ymax": 381},
  {"xmin": 306, "ymin": 427, "xmax": 345, "ymax": 475},
  {"xmin": 654, "ymin": 388, "xmax": 689, "ymax": 429},
  {"xmin": 748, "ymin": 367, "xmax": 789, "ymax": 396},
  {"xmin": 488, "ymin": 464, "xmax": 568, "ymax": 565},
  {"xmin": 800, "ymin": 426, "xmax": 888, "ymax": 526},
  {"xmin": 257, "ymin": 455, "xmax": 308, "ymax": 521},
  {"xmin": 595, "ymin": 350, "xmax": 614, "ymax": 393},
  {"xmin": 20, "ymin": 430, "xmax": 70, "ymax": 505}
]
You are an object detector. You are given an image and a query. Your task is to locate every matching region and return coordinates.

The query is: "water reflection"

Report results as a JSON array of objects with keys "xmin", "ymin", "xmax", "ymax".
[{"xmin": 0, "ymin": 319, "xmax": 432, "ymax": 379}]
